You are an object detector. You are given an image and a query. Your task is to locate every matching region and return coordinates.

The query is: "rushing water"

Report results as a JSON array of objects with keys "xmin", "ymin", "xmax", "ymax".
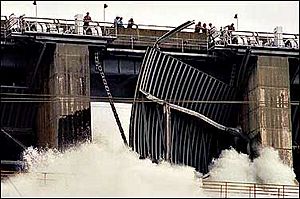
[{"xmin": 1, "ymin": 102, "xmax": 298, "ymax": 197}]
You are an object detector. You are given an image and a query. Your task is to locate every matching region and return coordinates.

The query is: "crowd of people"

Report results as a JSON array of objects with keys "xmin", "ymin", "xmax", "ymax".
[
  {"xmin": 83, "ymin": 12, "xmax": 138, "ymax": 31},
  {"xmin": 7, "ymin": 11, "xmax": 295, "ymax": 48},
  {"xmin": 82, "ymin": 12, "xmax": 138, "ymax": 35},
  {"xmin": 5, "ymin": 12, "xmax": 237, "ymax": 46},
  {"xmin": 194, "ymin": 21, "xmax": 238, "ymax": 45},
  {"xmin": 195, "ymin": 21, "xmax": 235, "ymax": 36},
  {"xmin": 195, "ymin": 21, "xmax": 216, "ymax": 35},
  {"xmin": 4, "ymin": 11, "xmax": 243, "ymax": 46},
  {"xmin": 113, "ymin": 16, "xmax": 138, "ymax": 29}
]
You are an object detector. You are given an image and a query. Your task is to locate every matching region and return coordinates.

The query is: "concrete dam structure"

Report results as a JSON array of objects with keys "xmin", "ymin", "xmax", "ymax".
[{"xmin": 0, "ymin": 16, "xmax": 299, "ymax": 181}]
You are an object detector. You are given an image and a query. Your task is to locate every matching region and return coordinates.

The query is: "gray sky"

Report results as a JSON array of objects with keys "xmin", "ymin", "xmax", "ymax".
[{"xmin": 1, "ymin": 1, "xmax": 299, "ymax": 33}]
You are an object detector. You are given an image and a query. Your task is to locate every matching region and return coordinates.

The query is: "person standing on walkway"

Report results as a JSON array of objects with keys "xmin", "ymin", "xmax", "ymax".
[{"xmin": 83, "ymin": 12, "xmax": 92, "ymax": 34}]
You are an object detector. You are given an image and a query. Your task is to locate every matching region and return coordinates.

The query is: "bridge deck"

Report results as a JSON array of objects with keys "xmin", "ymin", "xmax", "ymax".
[{"xmin": 1, "ymin": 16, "xmax": 299, "ymax": 57}]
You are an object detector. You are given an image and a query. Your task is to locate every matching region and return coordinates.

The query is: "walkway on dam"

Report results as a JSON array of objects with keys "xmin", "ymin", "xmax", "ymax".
[{"xmin": 1, "ymin": 15, "xmax": 299, "ymax": 57}]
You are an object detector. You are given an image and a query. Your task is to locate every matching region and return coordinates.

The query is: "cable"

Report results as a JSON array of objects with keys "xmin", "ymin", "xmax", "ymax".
[
  {"xmin": 1, "ymin": 92, "xmax": 299, "ymax": 105},
  {"xmin": 1, "ymin": 129, "xmax": 27, "ymax": 150},
  {"xmin": 1, "ymin": 96, "xmax": 299, "ymax": 105},
  {"xmin": 0, "ymin": 93, "xmax": 300, "ymax": 105},
  {"xmin": 1, "ymin": 100, "xmax": 298, "ymax": 106}
]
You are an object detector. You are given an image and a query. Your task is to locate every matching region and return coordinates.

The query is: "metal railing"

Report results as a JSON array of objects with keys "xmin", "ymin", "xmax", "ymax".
[
  {"xmin": 208, "ymin": 28, "xmax": 299, "ymax": 49},
  {"xmin": 1, "ymin": 16, "xmax": 204, "ymax": 51},
  {"xmin": 113, "ymin": 33, "xmax": 207, "ymax": 51},
  {"xmin": 2, "ymin": 170, "xmax": 299, "ymax": 198},
  {"xmin": 201, "ymin": 180, "xmax": 299, "ymax": 198},
  {"xmin": 1, "ymin": 16, "xmax": 114, "ymax": 37},
  {"xmin": 20, "ymin": 16, "xmax": 109, "ymax": 36},
  {"xmin": 1, "ymin": 15, "xmax": 299, "ymax": 51},
  {"xmin": 1, "ymin": 16, "xmax": 196, "ymax": 37}
]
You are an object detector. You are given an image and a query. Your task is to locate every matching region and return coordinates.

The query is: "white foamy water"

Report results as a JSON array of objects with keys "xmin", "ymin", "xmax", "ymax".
[
  {"xmin": 207, "ymin": 147, "xmax": 297, "ymax": 185},
  {"xmin": 1, "ymin": 102, "xmax": 298, "ymax": 197}
]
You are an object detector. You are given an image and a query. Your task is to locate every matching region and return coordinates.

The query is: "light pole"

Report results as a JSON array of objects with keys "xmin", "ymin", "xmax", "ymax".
[
  {"xmin": 234, "ymin": 14, "xmax": 238, "ymax": 30},
  {"xmin": 103, "ymin": 3, "xmax": 108, "ymax": 35},
  {"xmin": 33, "ymin": 1, "xmax": 37, "ymax": 31}
]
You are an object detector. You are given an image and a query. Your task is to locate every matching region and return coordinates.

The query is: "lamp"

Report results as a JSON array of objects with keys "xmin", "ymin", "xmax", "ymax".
[
  {"xmin": 33, "ymin": 1, "xmax": 37, "ymax": 31},
  {"xmin": 103, "ymin": 3, "xmax": 108, "ymax": 35},
  {"xmin": 104, "ymin": 4, "xmax": 108, "ymax": 22},
  {"xmin": 234, "ymin": 14, "xmax": 238, "ymax": 30}
]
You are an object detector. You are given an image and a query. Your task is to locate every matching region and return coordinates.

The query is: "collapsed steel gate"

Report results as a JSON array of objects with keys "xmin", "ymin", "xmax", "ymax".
[{"xmin": 129, "ymin": 47, "xmax": 247, "ymax": 174}]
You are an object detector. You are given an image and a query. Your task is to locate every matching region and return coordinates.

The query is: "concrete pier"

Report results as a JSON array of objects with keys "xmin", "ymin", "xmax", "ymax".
[
  {"xmin": 247, "ymin": 56, "xmax": 293, "ymax": 166},
  {"xmin": 36, "ymin": 43, "xmax": 90, "ymax": 148}
]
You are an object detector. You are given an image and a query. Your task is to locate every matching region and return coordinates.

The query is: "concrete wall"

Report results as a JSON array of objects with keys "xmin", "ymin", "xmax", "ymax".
[
  {"xmin": 37, "ymin": 43, "xmax": 90, "ymax": 148},
  {"xmin": 247, "ymin": 56, "xmax": 293, "ymax": 166},
  {"xmin": 113, "ymin": 28, "xmax": 207, "ymax": 50},
  {"xmin": 117, "ymin": 27, "xmax": 207, "ymax": 40}
]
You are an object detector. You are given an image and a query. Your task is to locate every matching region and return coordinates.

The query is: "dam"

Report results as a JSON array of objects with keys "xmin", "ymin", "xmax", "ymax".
[{"xmin": 0, "ymin": 15, "xmax": 299, "ymax": 182}]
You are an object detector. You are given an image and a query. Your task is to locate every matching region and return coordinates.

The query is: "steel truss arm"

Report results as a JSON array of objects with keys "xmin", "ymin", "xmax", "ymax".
[{"xmin": 140, "ymin": 89, "xmax": 249, "ymax": 141}]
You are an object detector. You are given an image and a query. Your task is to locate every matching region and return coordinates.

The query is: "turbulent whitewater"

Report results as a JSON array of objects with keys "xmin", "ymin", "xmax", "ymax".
[{"xmin": 1, "ymin": 102, "xmax": 297, "ymax": 197}]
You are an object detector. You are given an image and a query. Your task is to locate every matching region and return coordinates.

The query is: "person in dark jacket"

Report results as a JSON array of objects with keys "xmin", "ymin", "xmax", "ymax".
[
  {"xmin": 202, "ymin": 23, "xmax": 207, "ymax": 34},
  {"xmin": 114, "ymin": 16, "xmax": 120, "ymax": 27},
  {"xmin": 195, "ymin": 21, "xmax": 201, "ymax": 33},
  {"xmin": 83, "ymin": 12, "xmax": 92, "ymax": 34},
  {"xmin": 118, "ymin": 17, "xmax": 124, "ymax": 28},
  {"xmin": 127, "ymin": 18, "xmax": 137, "ymax": 28}
]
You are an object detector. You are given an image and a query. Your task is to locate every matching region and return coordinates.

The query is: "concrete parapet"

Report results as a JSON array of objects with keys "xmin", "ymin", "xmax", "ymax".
[{"xmin": 114, "ymin": 28, "xmax": 207, "ymax": 49}]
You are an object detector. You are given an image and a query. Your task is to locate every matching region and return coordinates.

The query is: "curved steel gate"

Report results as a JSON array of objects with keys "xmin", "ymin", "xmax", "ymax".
[{"xmin": 129, "ymin": 47, "xmax": 241, "ymax": 174}]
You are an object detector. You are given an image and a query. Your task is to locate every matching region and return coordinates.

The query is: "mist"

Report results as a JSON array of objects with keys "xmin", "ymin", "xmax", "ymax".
[{"xmin": 1, "ymin": 102, "xmax": 297, "ymax": 197}]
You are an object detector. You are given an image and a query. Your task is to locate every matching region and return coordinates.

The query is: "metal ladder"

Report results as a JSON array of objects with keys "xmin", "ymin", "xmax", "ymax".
[{"xmin": 94, "ymin": 52, "xmax": 128, "ymax": 146}]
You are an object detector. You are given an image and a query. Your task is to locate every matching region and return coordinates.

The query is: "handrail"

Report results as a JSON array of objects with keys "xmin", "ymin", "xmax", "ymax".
[
  {"xmin": 2, "ymin": 15, "xmax": 298, "ymax": 37},
  {"xmin": 209, "ymin": 29, "xmax": 299, "ymax": 49},
  {"xmin": 19, "ymin": 17, "xmax": 195, "ymax": 36},
  {"xmin": 202, "ymin": 179, "xmax": 299, "ymax": 187},
  {"xmin": 21, "ymin": 16, "xmax": 190, "ymax": 31},
  {"xmin": 2, "ymin": 15, "xmax": 299, "ymax": 35},
  {"xmin": 111, "ymin": 35, "xmax": 207, "ymax": 52},
  {"xmin": 201, "ymin": 179, "xmax": 299, "ymax": 198},
  {"xmin": 234, "ymin": 30, "xmax": 299, "ymax": 37},
  {"xmin": 1, "ymin": 15, "xmax": 299, "ymax": 50},
  {"xmin": 1, "ymin": 169, "xmax": 298, "ymax": 197}
]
